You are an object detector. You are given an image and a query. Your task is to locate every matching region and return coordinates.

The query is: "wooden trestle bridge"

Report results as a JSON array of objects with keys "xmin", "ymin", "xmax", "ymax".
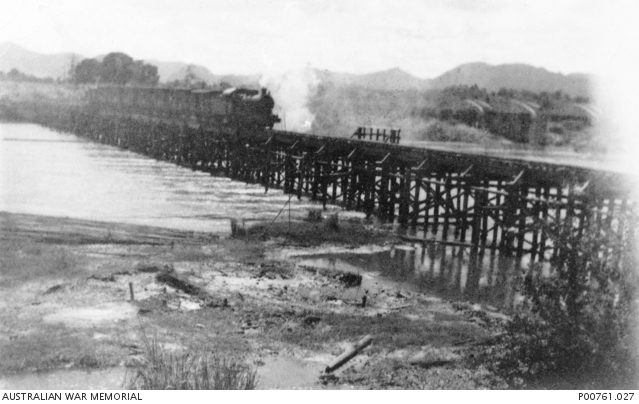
[{"xmin": 14, "ymin": 102, "xmax": 638, "ymax": 264}]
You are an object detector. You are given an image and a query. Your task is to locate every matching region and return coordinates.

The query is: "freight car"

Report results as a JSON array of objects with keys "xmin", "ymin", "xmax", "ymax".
[{"xmin": 86, "ymin": 86, "xmax": 280, "ymax": 129}]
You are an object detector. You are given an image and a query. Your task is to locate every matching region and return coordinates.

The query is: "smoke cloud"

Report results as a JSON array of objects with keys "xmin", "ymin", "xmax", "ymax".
[{"xmin": 259, "ymin": 67, "xmax": 319, "ymax": 132}]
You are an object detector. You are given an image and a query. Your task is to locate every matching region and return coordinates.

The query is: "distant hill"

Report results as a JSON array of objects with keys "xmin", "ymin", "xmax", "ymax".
[
  {"xmin": 314, "ymin": 64, "xmax": 591, "ymax": 97},
  {"xmin": 316, "ymin": 67, "xmax": 430, "ymax": 91},
  {"xmin": 0, "ymin": 43, "xmax": 257, "ymax": 86},
  {"xmin": 144, "ymin": 60, "xmax": 260, "ymax": 88},
  {"xmin": 430, "ymin": 62, "xmax": 592, "ymax": 97},
  {"xmin": 165, "ymin": 64, "xmax": 219, "ymax": 84},
  {"xmin": 142, "ymin": 59, "xmax": 190, "ymax": 81},
  {"xmin": 0, "ymin": 42, "xmax": 80, "ymax": 79}
]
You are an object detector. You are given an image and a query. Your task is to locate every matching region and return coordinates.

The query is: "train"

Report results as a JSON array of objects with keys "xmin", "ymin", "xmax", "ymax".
[{"xmin": 86, "ymin": 86, "xmax": 280, "ymax": 130}]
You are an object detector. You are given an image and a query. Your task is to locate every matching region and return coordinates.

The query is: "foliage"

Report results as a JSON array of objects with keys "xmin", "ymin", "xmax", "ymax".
[
  {"xmin": 0, "ymin": 68, "xmax": 56, "ymax": 84},
  {"xmin": 74, "ymin": 59, "xmax": 101, "ymax": 84},
  {"xmin": 419, "ymin": 120, "xmax": 494, "ymax": 143},
  {"xmin": 435, "ymin": 86, "xmax": 580, "ymax": 108},
  {"xmin": 440, "ymin": 84, "xmax": 491, "ymax": 102},
  {"xmin": 305, "ymin": 209, "xmax": 323, "ymax": 223},
  {"xmin": 307, "ymin": 82, "xmax": 591, "ymax": 146},
  {"xmin": 127, "ymin": 329, "xmax": 257, "ymax": 390},
  {"xmin": 99, "ymin": 53, "xmax": 135, "ymax": 85},
  {"xmin": 73, "ymin": 52, "xmax": 159, "ymax": 86},
  {"xmin": 324, "ymin": 212, "xmax": 339, "ymax": 231},
  {"xmin": 127, "ymin": 60, "xmax": 159, "ymax": 86},
  {"xmin": 483, "ymin": 215, "xmax": 639, "ymax": 388}
]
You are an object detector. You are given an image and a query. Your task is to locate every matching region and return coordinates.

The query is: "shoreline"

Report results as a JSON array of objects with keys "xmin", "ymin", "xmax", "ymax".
[{"xmin": 0, "ymin": 210, "xmax": 506, "ymax": 389}]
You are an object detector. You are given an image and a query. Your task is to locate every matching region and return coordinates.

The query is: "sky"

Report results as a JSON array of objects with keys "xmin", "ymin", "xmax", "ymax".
[
  {"xmin": 2, "ymin": 0, "xmax": 638, "ymax": 149},
  {"xmin": 0, "ymin": 0, "xmax": 636, "ymax": 79}
]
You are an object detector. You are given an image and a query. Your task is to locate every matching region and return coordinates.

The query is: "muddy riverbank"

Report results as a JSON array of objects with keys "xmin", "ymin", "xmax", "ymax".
[{"xmin": 0, "ymin": 211, "xmax": 508, "ymax": 389}]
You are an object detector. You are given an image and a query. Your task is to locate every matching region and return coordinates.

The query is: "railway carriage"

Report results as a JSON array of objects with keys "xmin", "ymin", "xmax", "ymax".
[{"xmin": 86, "ymin": 86, "xmax": 279, "ymax": 129}]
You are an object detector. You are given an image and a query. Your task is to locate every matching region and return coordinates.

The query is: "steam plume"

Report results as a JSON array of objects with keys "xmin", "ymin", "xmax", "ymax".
[{"xmin": 260, "ymin": 67, "xmax": 319, "ymax": 132}]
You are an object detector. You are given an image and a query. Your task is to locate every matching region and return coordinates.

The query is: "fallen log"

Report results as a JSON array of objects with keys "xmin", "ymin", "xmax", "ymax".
[
  {"xmin": 325, "ymin": 335, "xmax": 373, "ymax": 373},
  {"xmin": 155, "ymin": 270, "xmax": 226, "ymax": 308},
  {"xmin": 387, "ymin": 304, "xmax": 412, "ymax": 311},
  {"xmin": 155, "ymin": 267, "xmax": 231, "ymax": 308},
  {"xmin": 156, "ymin": 271, "xmax": 202, "ymax": 295}
]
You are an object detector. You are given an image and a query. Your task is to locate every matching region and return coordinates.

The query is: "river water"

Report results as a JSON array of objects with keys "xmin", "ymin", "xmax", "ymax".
[{"xmin": 0, "ymin": 123, "xmax": 328, "ymax": 233}]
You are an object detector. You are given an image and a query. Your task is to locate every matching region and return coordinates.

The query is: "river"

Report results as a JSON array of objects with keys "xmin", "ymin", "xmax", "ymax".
[{"xmin": 0, "ymin": 122, "xmax": 328, "ymax": 233}]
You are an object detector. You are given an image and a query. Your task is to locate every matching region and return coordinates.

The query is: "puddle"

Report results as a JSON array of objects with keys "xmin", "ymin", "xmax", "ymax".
[
  {"xmin": 0, "ymin": 359, "xmax": 340, "ymax": 390},
  {"xmin": 0, "ymin": 368, "xmax": 127, "ymax": 390},
  {"xmin": 296, "ymin": 243, "xmax": 528, "ymax": 311},
  {"xmin": 276, "ymin": 244, "xmax": 391, "ymax": 260},
  {"xmin": 257, "ymin": 356, "xmax": 325, "ymax": 389},
  {"xmin": 43, "ymin": 302, "xmax": 137, "ymax": 327}
]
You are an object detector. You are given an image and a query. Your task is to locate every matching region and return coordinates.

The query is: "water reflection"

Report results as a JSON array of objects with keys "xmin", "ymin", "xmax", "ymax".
[
  {"xmin": 297, "ymin": 243, "xmax": 531, "ymax": 311},
  {"xmin": 0, "ymin": 368, "xmax": 126, "ymax": 390}
]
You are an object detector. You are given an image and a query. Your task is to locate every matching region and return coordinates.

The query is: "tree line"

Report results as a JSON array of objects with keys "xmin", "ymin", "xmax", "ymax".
[
  {"xmin": 438, "ymin": 84, "xmax": 590, "ymax": 105},
  {"xmin": 0, "ymin": 69, "xmax": 57, "ymax": 83}
]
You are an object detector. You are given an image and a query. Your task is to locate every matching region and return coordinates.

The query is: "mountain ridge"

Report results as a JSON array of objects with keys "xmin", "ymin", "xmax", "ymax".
[
  {"xmin": 429, "ymin": 62, "xmax": 592, "ymax": 96},
  {"xmin": 0, "ymin": 42, "xmax": 592, "ymax": 96},
  {"xmin": 0, "ymin": 42, "xmax": 81, "ymax": 80}
]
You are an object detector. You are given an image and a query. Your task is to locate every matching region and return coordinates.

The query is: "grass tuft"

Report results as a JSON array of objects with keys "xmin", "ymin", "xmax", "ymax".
[
  {"xmin": 324, "ymin": 213, "xmax": 339, "ymax": 232},
  {"xmin": 127, "ymin": 328, "xmax": 257, "ymax": 390},
  {"xmin": 230, "ymin": 219, "xmax": 247, "ymax": 239},
  {"xmin": 305, "ymin": 209, "xmax": 323, "ymax": 223}
]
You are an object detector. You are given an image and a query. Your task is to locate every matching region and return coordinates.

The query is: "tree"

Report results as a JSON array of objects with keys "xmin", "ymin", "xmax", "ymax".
[
  {"xmin": 74, "ymin": 53, "xmax": 159, "ymax": 86},
  {"xmin": 129, "ymin": 61, "xmax": 159, "ymax": 86},
  {"xmin": 100, "ymin": 52, "xmax": 135, "ymax": 85},
  {"xmin": 74, "ymin": 59, "xmax": 101, "ymax": 84},
  {"xmin": 7, "ymin": 68, "xmax": 24, "ymax": 81}
]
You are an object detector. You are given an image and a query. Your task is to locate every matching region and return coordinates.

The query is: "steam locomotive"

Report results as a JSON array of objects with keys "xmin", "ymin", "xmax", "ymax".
[{"xmin": 86, "ymin": 86, "xmax": 280, "ymax": 129}]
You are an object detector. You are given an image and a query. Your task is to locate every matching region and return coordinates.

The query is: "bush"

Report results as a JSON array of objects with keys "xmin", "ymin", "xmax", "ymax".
[
  {"xmin": 483, "ymin": 215, "xmax": 638, "ymax": 388},
  {"xmin": 127, "ymin": 330, "xmax": 257, "ymax": 390},
  {"xmin": 418, "ymin": 120, "xmax": 493, "ymax": 143},
  {"xmin": 306, "ymin": 209, "xmax": 323, "ymax": 223},
  {"xmin": 54, "ymin": 248, "xmax": 76, "ymax": 273},
  {"xmin": 324, "ymin": 213, "xmax": 339, "ymax": 231}
]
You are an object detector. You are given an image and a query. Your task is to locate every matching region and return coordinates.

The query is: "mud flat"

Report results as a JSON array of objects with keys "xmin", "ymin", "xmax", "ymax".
[{"xmin": 0, "ymin": 211, "xmax": 507, "ymax": 389}]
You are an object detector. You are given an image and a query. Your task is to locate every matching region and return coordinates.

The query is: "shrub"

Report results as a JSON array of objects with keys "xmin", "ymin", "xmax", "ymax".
[
  {"xmin": 127, "ymin": 330, "xmax": 257, "ymax": 390},
  {"xmin": 484, "ymin": 214, "xmax": 638, "ymax": 388},
  {"xmin": 306, "ymin": 209, "xmax": 323, "ymax": 223},
  {"xmin": 324, "ymin": 213, "xmax": 339, "ymax": 231},
  {"xmin": 418, "ymin": 120, "xmax": 493, "ymax": 143},
  {"xmin": 54, "ymin": 248, "xmax": 76, "ymax": 273}
]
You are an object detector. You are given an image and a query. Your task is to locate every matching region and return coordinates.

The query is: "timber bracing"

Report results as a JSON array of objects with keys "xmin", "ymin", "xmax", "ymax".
[{"xmin": 16, "ymin": 103, "xmax": 639, "ymax": 263}]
